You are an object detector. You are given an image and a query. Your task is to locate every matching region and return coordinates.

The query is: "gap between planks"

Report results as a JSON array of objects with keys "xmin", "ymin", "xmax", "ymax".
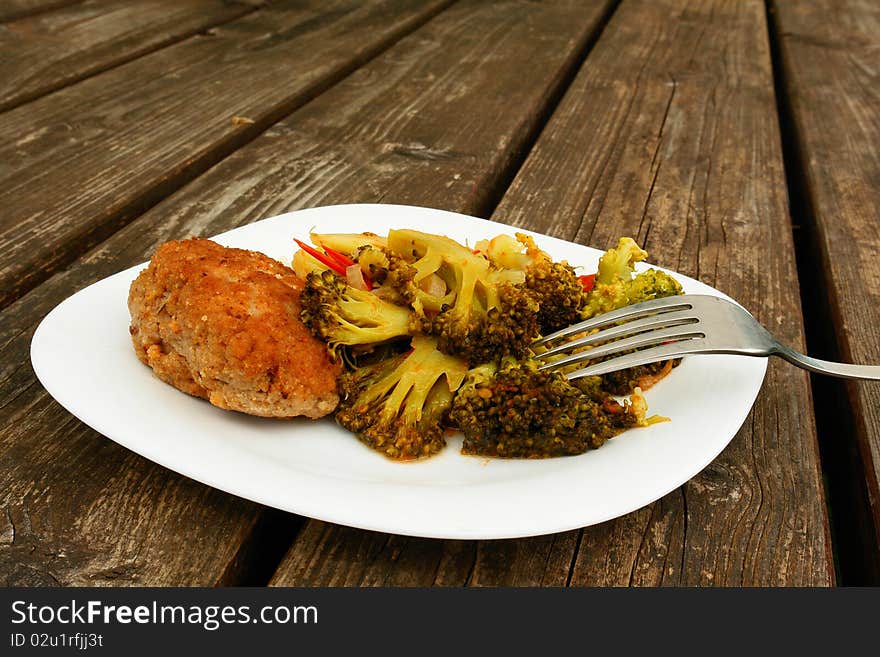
[
  {"xmin": 765, "ymin": 0, "xmax": 880, "ymax": 585},
  {"xmin": 0, "ymin": 0, "xmax": 462, "ymax": 588},
  {"xmin": 2, "ymin": 0, "xmax": 608, "ymax": 588},
  {"xmin": 469, "ymin": 0, "xmax": 622, "ymax": 220}
]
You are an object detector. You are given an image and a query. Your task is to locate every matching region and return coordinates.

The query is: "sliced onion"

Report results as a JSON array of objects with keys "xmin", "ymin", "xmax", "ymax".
[{"xmin": 346, "ymin": 264, "xmax": 370, "ymax": 291}]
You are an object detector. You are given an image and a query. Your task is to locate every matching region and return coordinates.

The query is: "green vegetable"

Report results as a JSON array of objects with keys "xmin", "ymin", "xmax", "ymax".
[
  {"xmin": 449, "ymin": 358, "xmax": 643, "ymax": 458},
  {"xmin": 300, "ymin": 270, "xmax": 417, "ymax": 354},
  {"xmin": 385, "ymin": 229, "xmax": 540, "ymax": 364},
  {"xmin": 475, "ymin": 232, "xmax": 586, "ymax": 335},
  {"xmin": 596, "ymin": 237, "xmax": 647, "ymax": 285},
  {"xmin": 294, "ymin": 230, "xmax": 681, "ymax": 461},
  {"xmin": 335, "ymin": 335, "xmax": 468, "ymax": 459},
  {"xmin": 583, "ymin": 237, "xmax": 682, "ymax": 318}
]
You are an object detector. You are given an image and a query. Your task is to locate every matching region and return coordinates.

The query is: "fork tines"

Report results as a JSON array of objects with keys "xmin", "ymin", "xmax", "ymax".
[{"xmin": 534, "ymin": 295, "xmax": 706, "ymax": 380}]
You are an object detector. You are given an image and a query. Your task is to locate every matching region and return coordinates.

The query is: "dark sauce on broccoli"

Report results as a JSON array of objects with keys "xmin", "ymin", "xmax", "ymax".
[{"xmin": 449, "ymin": 360, "xmax": 640, "ymax": 459}]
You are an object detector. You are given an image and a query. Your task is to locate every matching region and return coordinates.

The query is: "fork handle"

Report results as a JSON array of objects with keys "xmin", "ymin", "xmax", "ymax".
[{"xmin": 773, "ymin": 344, "xmax": 880, "ymax": 381}]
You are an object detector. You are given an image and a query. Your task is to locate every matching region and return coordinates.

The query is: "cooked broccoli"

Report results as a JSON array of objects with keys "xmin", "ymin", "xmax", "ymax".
[
  {"xmin": 596, "ymin": 236, "xmax": 648, "ymax": 285},
  {"xmin": 583, "ymin": 237, "xmax": 682, "ymax": 317},
  {"xmin": 523, "ymin": 259, "xmax": 585, "ymax": 334},
  {"xmin": 385, "ymin": 229, "xmax": 540, "ymax": 363},
  {"xmin": 476, "ymin": 233, "xmax": 585, "ymax": 334},
  {"xmin": 430, "ymin": 285, "xmax": 539, "ymax": 364},
  {"xmin": 300, "ymin": 270, "xmax": 417, "ymax": 354},
  {"xmin": 335, "ymin": 335, "xmax": 468, "ymax": 459},
  {"xmin": 584, "ymin": 268, "xmax": 683, "ymax": 317},
  {"xmin": 625, "ymin": 268, "xmax": 683, "ymax": 301},
  {"xmin": 449, "ymin": 358, "xmax": 643, "ymax": 458},
  {"xmin": 353, "ymin": 245, "xmax": 391, "ymax": 284},
  {"xmin": 352, "ymin": 244, "xmax": 423, "ymax": 304}
]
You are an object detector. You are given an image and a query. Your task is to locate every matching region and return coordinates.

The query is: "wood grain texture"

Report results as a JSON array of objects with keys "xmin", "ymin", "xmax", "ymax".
[
  {"xmin": 270, "ymin": 522, "xmax": 579, "ymax": 586},
  {"xmin": 0, "ymin": 0, "xmax": 613, "ymax": 587},
  {"xmin": 0, "ymin": 419, "xmax": 264, "ymax": 586},
  {"xmin": 0, "ymin": 0, "xmax": 82, "ymax": 23},
  {"xmin": 0, "ymin": 0, "xmax": 454, "ymax": 310},
  {"xmin": 278, "ymin": 0, "xmax": 832, "ymax": 587},
  {"xmin": 488, "ymin": 0, "xmax": 833, "ymax": 585},
  {"xmin": 772, "ymin": 0, "xmax": 880, "ymax": 558},
  {"xmin": 0, "ymin": 0, "xmax": 259, "ymax": 112}
]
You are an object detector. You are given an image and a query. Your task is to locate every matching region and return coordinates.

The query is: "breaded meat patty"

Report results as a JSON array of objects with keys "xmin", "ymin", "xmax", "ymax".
[{"xmin": 128, "ymin": 238, "xmax": 340, "ymax": 418}]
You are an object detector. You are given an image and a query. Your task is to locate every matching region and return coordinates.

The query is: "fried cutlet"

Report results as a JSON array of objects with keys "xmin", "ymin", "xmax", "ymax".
[{"xmin": 128, "ymin": 238, "xmax": 340, "ymax": 418}]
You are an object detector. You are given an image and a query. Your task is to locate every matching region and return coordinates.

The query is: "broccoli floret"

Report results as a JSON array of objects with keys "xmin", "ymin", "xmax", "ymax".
[
  {"xmin": 353, "ymin": 245, "xmax": 390, "ymax": 282},
  {"xmin": 300, "ymin": 270, "xmax": 417, "ymax": 354},
  {"xmin": 582, "ymin": 238, "xmax": 683, "ymax": 318},
  {"xmin": 449, "ymin": 358, "xmax": 641, "ymax": 458},
  {"xmin": 625, "ymin": 268, "xmax": 683, "ymax": 302},
  {"xmin": 477, "ymin": 232, "xmax": 585, "ymax": 334},
  {"xmin": 584, "ymin": 268, "xmax": 683, "ymax": 317},
  {"xmin": 354, "ymin": 244, "xmax": 423, "ymax": 304},
  {"xmin": 430, "ymin": 284, "xmax": 539, "ymax": 364},
  {"xmin": 524, "ymin": 259, "xmax": 585, "ymax": 334},
  {"xmin": 386, "ymin": 229, "xmax": 540, "ymax": 363},
  {"xmin": 575, "ymin": 239, "xmax": 683, "ymax": 389},
  {"xmin": 335, "ymin": 336, "xmax": 468, "ymax": 459},
  {"xmin": 596, "ymin": 237, "xmax": 648, "ymax": 285}
]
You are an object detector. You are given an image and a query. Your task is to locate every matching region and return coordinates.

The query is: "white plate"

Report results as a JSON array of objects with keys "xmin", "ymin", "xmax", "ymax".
[{"xmin": 31, "ymin": 204, "xmax": 766, "ymax": 539}]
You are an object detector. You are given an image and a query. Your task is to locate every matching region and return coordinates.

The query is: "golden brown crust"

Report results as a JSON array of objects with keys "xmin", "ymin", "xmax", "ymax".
[{"xmin": 128, "ymin": 238, "xmax": 340, "ymax": 418}]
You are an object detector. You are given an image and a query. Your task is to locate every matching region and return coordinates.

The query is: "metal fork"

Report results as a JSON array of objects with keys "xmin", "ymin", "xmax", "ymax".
[{"xmin": 534, "ymin": 294, "xmax": 880, "ymax": 381}]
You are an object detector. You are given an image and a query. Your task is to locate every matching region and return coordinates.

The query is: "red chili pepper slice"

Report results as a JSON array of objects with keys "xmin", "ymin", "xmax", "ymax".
[
  {"xmin": 321, "ymin": 245, "xmax": 357, "ymax": 269},
  {"xmin": 324, "ymin": 245, "xmax": 373, "ymax": 289},
  {"xmin": 294, "ymin": 238, "xmax": 373, "ymax": 288},
  {"xmin": 294, "ymin": 238, "xmax": 346, "ymax": 275},
  {"xmin": 578, "ymin": 273, "xmax": 596, "ymax": 293}
]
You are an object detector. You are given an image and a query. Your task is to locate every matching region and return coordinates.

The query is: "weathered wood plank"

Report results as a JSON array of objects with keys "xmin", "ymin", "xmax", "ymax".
[
  {"xmin": 269, "ymin": 0, "xmax": 833, "ymax": 587},
  {"xmin": 487, "ymin": 0, "xmax": 833, "ymax": 585},
  {"xmin": 0, "ymin": 0, "xmax": 260, "ymax": 112},
  {"xmin": 268, "ymin": 522, "xmax": 578, "ymax": 586},
  {"xmin": 772, "ymin": 0, "xmax": 880, "ymax": 574},
  {"xmin": 0, "ymin": 0, "xmax": 454, "ymax": 310},
  {"xmin": 0, "ymin": 0, "xmax": 81, "ymax": 23},
  {"xmin": 0, "ymin": 0, "xmax": 612, "ymax": 586},
  {"xmin": 0, "ymin": 263, "xmax": 298, "ymax": 585},
  {"xmin": 1, "ymin": 418, "xmax": 264, "ymax": 586}
]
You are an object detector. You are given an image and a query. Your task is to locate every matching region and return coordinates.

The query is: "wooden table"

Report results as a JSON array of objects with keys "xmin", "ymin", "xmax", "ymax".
[{"xmin": 2, "ymin": 0, "xmax": 877, "ymax": 587}]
